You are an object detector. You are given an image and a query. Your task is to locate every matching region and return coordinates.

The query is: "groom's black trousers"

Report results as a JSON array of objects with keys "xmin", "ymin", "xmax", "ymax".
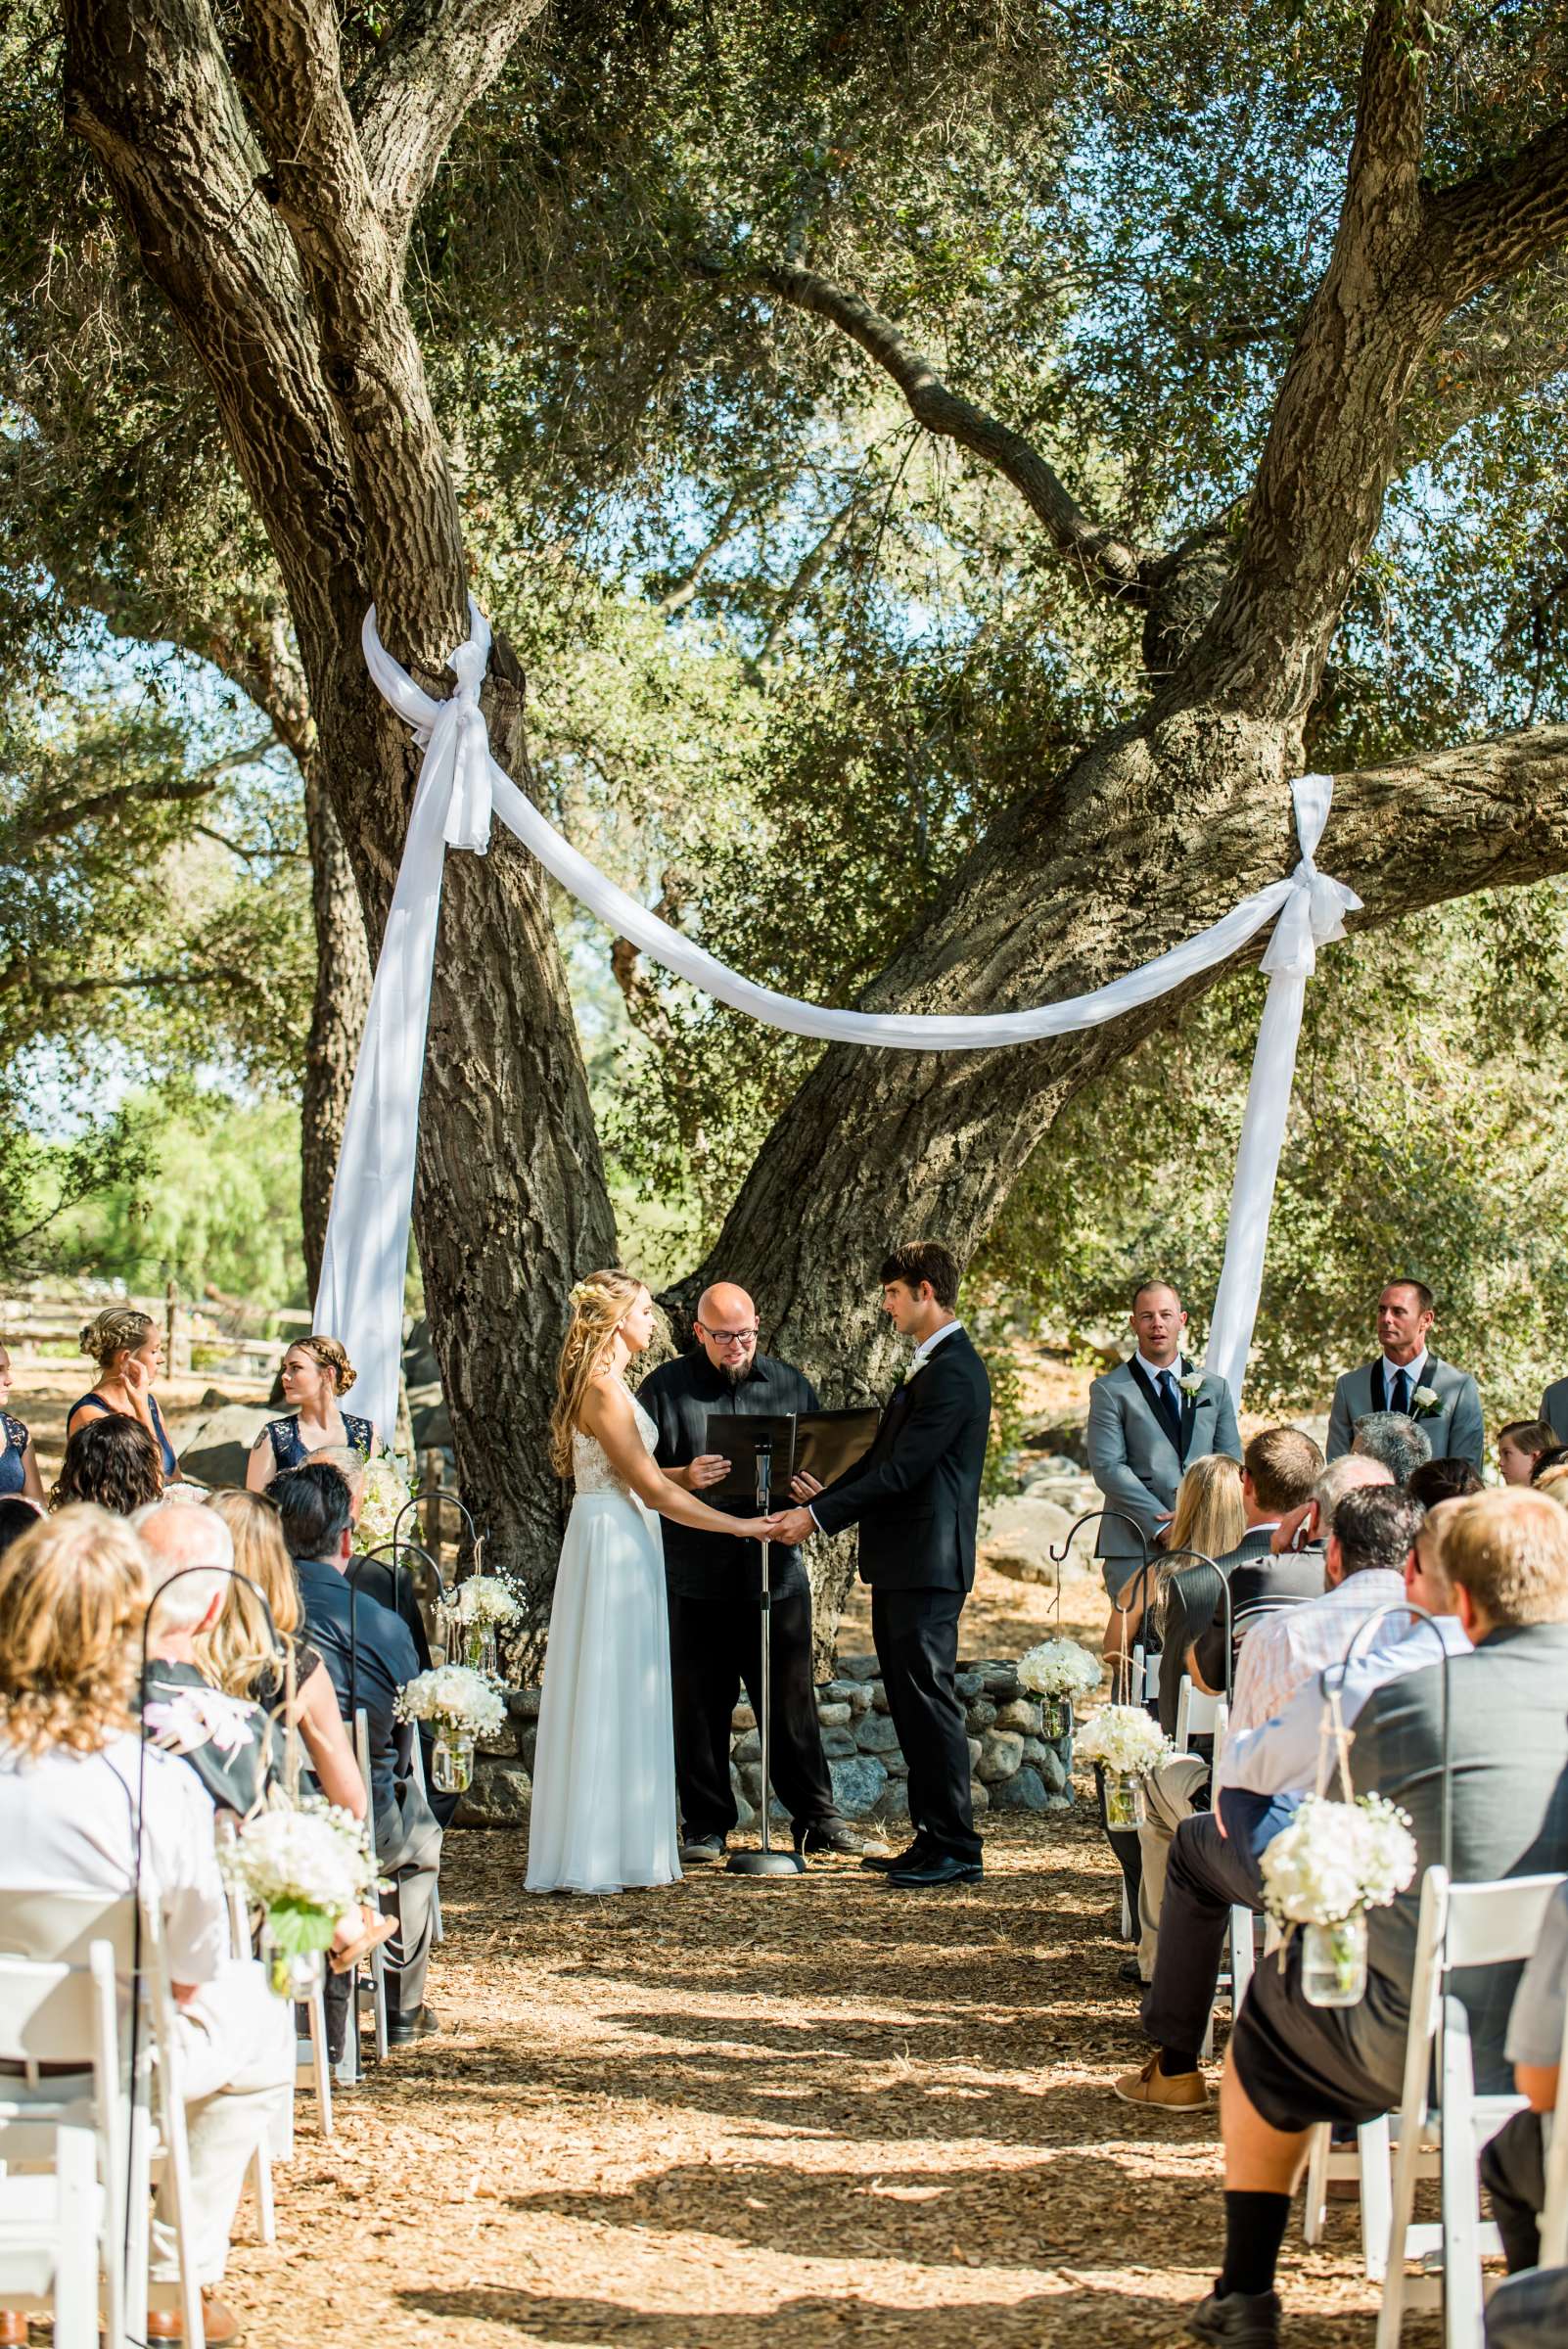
[
  {"xmin": 871, "ymin": 1586, "xmax": 981, "ymax": 1863},
  {"xmin": 669, "ymin": 1589, "xmax": 841, "ymax": 1840}
]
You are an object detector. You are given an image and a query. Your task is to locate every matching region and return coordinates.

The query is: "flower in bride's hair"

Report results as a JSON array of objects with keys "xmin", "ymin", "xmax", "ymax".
[{"xmin": 569, "ymin": 1280, "xmax": 596, "ymax": 1309}]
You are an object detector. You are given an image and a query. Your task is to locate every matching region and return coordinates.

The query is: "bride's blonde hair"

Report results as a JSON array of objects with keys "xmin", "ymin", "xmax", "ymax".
[{"xmin": 549, "ymin": 1269, "xmax": 647, "ymax": 1476}]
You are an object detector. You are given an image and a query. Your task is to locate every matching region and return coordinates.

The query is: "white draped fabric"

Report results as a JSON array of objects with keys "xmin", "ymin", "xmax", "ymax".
[{"xmin": 314, "ymin": 601, "xmax": 1360, "ymax": 1436}]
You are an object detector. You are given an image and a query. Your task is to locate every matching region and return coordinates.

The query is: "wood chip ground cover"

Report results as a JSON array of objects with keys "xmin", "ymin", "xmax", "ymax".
[{"xmin": 228, "ymin": 1810, "xmax": 1443, "ymax": 2348}]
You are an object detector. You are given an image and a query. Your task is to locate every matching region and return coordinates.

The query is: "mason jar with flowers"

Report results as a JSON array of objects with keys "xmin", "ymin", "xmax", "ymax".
[
  {"xmin": 1015, "ymin": 1636, "xmax": 1102, "ymax": 1739},
  {"xmin": 395, "ymin": 1663, "xmax": 508, "ymax": 1795},
  {"xmin": 1259, "ymin": 1792, "xmax": 1418, "ymax": 2005},
  {"xmin": 1074, "ymin": 1704, "xmax": 1173, "ymax": 1828}
]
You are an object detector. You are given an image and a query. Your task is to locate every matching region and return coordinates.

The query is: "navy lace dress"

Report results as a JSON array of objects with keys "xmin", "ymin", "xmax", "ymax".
[
  {"xmin": 263, "ymin": 1410, "xmax": 376, "ymax": 1473},
  {"xmin": 69, "ymin": 1391, "xmax": 177, "ymax": 1480},
  {"xmin": 0, "ymin": 1413, "xmax": 28, "ymax": 1497}
]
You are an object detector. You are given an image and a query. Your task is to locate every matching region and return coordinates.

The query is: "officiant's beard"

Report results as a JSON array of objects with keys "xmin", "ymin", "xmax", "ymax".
[{"xmin": 720, "ymin": 1361, "xmax": 750, "ymax": 1389}]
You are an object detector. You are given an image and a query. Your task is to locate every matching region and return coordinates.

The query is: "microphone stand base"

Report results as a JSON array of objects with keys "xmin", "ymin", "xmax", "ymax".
[{"xmin": 724, "ymin": 1848, "xmax": 807, "ymax": 1877}]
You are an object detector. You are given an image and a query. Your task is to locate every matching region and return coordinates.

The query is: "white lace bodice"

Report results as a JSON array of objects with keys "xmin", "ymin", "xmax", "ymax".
[{"xmin": 573, "ymin": 1382, "xmax": 659, "ymax": 1497}]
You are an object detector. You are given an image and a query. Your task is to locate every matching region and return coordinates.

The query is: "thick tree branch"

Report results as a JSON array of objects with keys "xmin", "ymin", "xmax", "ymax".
[
  {"xmin": 1424, "ymin": 115, "xmax": 1568, "ymax": 305},
  {"xmin": 699, "ymin": 255, "xmax": 1149, "ymax": 608},
  {"xmin": 236, "ymin": 0, "xmax": 467, "ymax": 671},
  {"xmin": 351, "ymin": 0, "xmax": 548, "ymax": 254}
]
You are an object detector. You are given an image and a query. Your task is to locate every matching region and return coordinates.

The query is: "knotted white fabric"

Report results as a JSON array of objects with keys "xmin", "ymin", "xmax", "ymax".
[{"xmin": 316, "ymin": 603, "xmax": 1360, "ymax": 1436}]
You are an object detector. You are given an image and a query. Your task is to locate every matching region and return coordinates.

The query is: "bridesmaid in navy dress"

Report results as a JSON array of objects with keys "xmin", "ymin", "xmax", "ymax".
[
  {"xmin": 0, "ymin": 1341, "xmax": 45, "ymax": 1506},
  {"xmin": 69, "ymin": 1307, "xmax": 180, "ymax": 1482},
  {"xmin": 246, "ymin": 1333, "xmax": 382, "ymax": 1490}
]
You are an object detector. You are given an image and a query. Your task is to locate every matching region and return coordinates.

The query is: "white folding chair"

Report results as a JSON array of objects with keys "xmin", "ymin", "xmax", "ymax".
[
  {"xmin": 1304, "ymin": 2112, "xmax": 1398, "ymax": 2280},
  {"xmin": 1378, "ymin": 1865, "xmax": 1566, "ymax": 2349},
  {"xmin": 0, "ymin": 1928, "xmax": 116, "ymax": 2346},
  {"xmin": 1175, "ymin": 1677, "xmax": 1227, "ymax": 1754},
  {"xmin": 1533, "ymin": 1947, "xmax": 1568, "ymax": 2268},
  {"xmin": 339, "ymin": 1712, "xmax": 390, "ymax": 2085},
  {"xmin": 0, "ymin": 1888, "xmax": 205, "ymax": 2349}
]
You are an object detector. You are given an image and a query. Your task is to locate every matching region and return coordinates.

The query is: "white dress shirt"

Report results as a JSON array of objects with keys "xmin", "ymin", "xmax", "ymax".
[
  {"xmin": 908, "ymin": 1316, "xmax": 965, "ymax": 1377},
  {"xmin": 0, "ymin": 1727, "xmax": 228, "ymax": 1985},
  {"xmin": 1380, "ymin": 1352, "xmax": 1428, "ymax": 1409},
  {"xmin": 1226, "ymin": 1567, "xmax": 1409, "ymax": 1735},
  {"xmin": 1218, "ymin": 1604, "xmax": 1470, "ymax": 1801},
  {"xmin": 1134, "ymin": 1350, "xmax": 1186, "ymax": 1410}
]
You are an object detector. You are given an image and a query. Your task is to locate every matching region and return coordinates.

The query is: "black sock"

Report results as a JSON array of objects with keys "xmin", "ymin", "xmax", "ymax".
[
  {"xmin": 1158, "ymin": 2045, "xmax": 1200, "ymax": 2076},
  {"xmin": 1219, "ymin": 2189, "xmax": 1290, "ymax": 2299}
]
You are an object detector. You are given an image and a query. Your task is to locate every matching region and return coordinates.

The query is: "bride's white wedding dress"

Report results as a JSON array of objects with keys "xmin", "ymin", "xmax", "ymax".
[{"xmin": 525, "ymin": 1382, "xmax": 682, "ymax": 1894}]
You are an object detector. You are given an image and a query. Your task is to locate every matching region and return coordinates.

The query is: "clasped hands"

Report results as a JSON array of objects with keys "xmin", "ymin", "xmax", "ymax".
[{"xmin": 683, "ymin": 1452, "xmax": 822, "ymax": 1545}]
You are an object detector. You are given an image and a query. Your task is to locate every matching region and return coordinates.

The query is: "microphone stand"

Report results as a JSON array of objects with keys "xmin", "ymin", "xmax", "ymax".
[{"xmin": 726, "ymin": 1433, "xmax": 805, "ymax": 1877}]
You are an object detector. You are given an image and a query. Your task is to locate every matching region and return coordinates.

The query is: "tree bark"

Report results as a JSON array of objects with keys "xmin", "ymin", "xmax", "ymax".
[{"xmin": 299, "ymin": 751, "xmax": 370, "ymax": 1292}]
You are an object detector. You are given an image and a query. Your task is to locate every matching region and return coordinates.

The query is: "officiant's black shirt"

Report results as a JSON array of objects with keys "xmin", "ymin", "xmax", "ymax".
[{"xmin": 639, "ymin": 1349, "xmax": 818, "ymax": 1601}]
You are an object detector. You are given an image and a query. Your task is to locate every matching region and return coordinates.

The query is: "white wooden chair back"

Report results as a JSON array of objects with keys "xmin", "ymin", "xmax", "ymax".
[
  {"xmin": 1175, "ymin": 1677, "xmax": 1227, "ymax": 1755},
  {"xmin": 1538, "ymin": 1956, "xmax": 1568, "ymax": 2268},
  {"xmin": 1378, "ymin": 1866, "xmax": 1567, "ymax": 2349}
]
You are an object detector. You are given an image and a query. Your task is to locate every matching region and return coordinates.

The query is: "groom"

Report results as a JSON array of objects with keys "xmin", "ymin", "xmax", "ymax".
[{"xmin": 770, "ymin": 1241, "xmax": 992, "ymax": 1889}]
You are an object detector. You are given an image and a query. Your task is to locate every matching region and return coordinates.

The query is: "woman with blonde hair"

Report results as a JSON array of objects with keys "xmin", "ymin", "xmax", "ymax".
[
  {"xmin": 69, "ymin": 1305, "xmax": 179, "ymax": 1481},
  {"xmin": 527, "ymin": 1269, "xmax": 772, "ymax": 1895},
  {"xmin": 197, "ymin": 1489, "xmax": 368, "ymax": 1820},
  {"xmin": 246, "ymin": 1334, "xmax": 381, "ymax": 1490},
  {"xmin": 1103, "ymin": 1449, "xmax": 1244, "ymax": 1674}
]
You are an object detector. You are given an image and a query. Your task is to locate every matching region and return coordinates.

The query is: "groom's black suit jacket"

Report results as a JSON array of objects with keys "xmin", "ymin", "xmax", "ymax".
[{"xmin": 809, "ymin": 1328, "xmax": 992, "ymax": 1589}]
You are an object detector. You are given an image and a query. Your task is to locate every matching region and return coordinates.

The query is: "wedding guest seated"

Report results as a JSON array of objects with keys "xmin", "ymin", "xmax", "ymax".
[
  {"xmin": 1130, "ymin": 1453, "xmax": 1378, "ymax": 1987},
  {"xmin": 1480, "ymin": 1876, "xmax": 1568, "ymax": 2276},
  {"xmin": 1105, "ymin": 1452, "xmax": 1244, "ymax": 1679},
  {"xmin": 0, "ymin": 1504, "xmax": 292, "ymax": 2346},
  {"xmin": 1350, "ymin": 1408, "xmax": 1431, "ymax": 1487},
  {"xmin": 135, "ymin": 1499, "xmax": 278, "ymax": 1818},
  {"xmin": 1116, "ymin": 1489, "xmax": 1444, "ymax": 2111},
  {"xmin": 1163, "ymin": 1428, "xmax": 1325, "ymax": 1718},
  {"xmin": 275, "ymin": 1463, "xmax": 442, "ymax": 2050},
  {"xmin": 0, "ymin": 1340, "xmax": 44, "ymax": 1505},
  {"xmin": 199, "ymin": 1488, "xmax": 369, "ymax": 1816},
  {"xmin": 1188, "ymin": 1490, "xmax": 1568, "ymax": 2346},
  {"xmin": 1499, "ymin": 1422, "xmax": 1555, "ymax": 1489},
  {"xmin": 51, "ymin": 1410, "xmax": 162, "ymax": 1515},
  {"xmin": 247, "ymin": 1335, "xmax": 381, "ymax": 1491},
  {"xmin": 1407, "ymin": 1454, "xmax": 1483, "ymax": 1507},
  {"xmin": 69, "ymin": 1306, "xmax": 179, "ymax": 1483},
  {"xmin": 1226, "ymin": 1486, "xmax": 1424, "ymax": 1736}
]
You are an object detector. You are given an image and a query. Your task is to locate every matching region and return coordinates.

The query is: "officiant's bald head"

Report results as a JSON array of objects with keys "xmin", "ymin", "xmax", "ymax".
[{"xmin": 694, "ymin": 1283, "xmax": 761, "ymax": 1382}]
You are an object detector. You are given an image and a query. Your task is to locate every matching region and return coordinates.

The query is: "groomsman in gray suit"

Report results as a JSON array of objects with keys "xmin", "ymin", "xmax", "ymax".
[
  {"xmin": 1085, "ymin": 1280, "xmax": 1242, "ymax": 1598},
  {"xmin": 1325, "ymin": 1277, "xmax": 1484, "ymax": 1472},
  {"xmin": 1539, "ymin": 1375, "xmax": 1568, "ymax": 1446}
]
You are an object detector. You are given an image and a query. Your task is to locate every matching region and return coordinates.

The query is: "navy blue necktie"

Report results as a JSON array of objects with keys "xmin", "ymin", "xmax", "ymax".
[{"xmin": 1390, "ymin": 1365, "xmax": 1410, "ymax": 1414}]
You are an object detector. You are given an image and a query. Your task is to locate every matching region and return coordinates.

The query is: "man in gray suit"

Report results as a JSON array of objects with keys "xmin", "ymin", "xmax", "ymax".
[
  {"xmin": 1085, "ymin": 1278, "xmax": 1241, "ymax": 1598},
  {"xmin": 1187, "ymin": 1488, "xmax": 1568, "ymax": 2348},
  {"xmin": 1325, "ymin": 1277, "xmax": 1484, "ymax": 1474},
  {"xmin": 1539, "ymin": 1377, "xmax": 1568, "ymax": 1446}
]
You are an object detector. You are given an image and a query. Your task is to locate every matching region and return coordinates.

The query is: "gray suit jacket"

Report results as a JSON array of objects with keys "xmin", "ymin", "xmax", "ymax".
[
  {"xmin": 1325, "ymin": 1354, "xmax": 1484, "ymax": 1471},
  {"xmin": 1085, "ymin": 1357, "xmax": 1241, "ymax": 1561},
  {"xmin": 1346, "ymin": 1624, "xmax": 1568, "ymax": 2095},
  {"xmin": 1541, "ymin": 1380, "xmax": 1568, "ymax": 1445}
]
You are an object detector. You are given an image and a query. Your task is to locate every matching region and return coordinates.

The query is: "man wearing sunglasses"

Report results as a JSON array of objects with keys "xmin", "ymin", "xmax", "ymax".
[{"xmin": 639, "ymin": 1282, "xmax": 869, "ymax": 1864}]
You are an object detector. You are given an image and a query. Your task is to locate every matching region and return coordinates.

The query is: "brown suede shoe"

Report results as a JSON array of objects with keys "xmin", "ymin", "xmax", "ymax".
[
  {"xmin": 0, "ymin": 2313, "xmax": 28, "ymax": 2346},
  {"xmin": 147, "ymin": 2289, "xmax": 242, "ymax": 2343},
  {"xmin": 1112, "ymin": 2050, "xmax": 1209, "ymax": 2111}
]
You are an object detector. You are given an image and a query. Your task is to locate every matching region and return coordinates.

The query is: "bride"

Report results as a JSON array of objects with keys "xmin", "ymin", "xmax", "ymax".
[{"xmin": 526, "ymin": 1268, "xmax": 772, "ymax": 1894}]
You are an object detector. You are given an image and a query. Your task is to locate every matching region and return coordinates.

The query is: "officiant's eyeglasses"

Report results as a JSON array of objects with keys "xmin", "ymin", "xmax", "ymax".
[{"xmin": 696, "ymin": 1320, "xmax": 760, "ymax": 1345}]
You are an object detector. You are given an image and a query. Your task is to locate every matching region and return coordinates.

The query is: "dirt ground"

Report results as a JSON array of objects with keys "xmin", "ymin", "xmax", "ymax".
[{"xmin": 226, "ymin": 1811, "xmax": 1441, "ymax": 2349}]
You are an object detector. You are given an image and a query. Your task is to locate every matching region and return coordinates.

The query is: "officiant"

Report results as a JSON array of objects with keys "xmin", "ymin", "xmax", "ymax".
[{"xmin": 640, "ymin": 1282, "xmax": 871, "ymax": 1864}]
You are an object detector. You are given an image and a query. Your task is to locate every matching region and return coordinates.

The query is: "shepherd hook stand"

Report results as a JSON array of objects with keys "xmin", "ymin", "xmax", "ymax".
[{"xmin": 726, "ymin": 1434, "xmax": 806, "ymax": 1877}]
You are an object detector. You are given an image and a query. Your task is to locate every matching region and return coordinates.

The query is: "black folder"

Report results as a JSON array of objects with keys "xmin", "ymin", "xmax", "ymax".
[{"xmin": 703, "ymin": 1407, "xmax": 882, "ymax": 1504}]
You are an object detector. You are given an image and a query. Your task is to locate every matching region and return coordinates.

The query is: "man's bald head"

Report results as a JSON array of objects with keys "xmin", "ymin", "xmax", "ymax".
[
  {"xmin": 131, "ymin": 1497, "xmax": 234, "ymax": 1635},
  {"xmin": 694, "ymin": 1283, "xmax": 761, "ymax": 1381}
]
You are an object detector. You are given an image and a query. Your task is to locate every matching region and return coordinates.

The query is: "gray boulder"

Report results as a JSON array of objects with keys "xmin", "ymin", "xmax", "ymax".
[
  {"xmin": 829, "ymin": 1754, "xmax": 889, "ymax": 1819},
  {"xmin": 994, "ymin": 1697, "xmax": 1042, "ymax": 1735},
  {"xmin": 990, "ymin": 1765, "xmax": 1049, "ymax": 1813},
  {"xmin": 855, "ymin": 1712, "xmax": 901, "ymax": 1755},
  {"xmin": 171, "ymin": 1402, "xmax": 273, "ymax": 1488},
  {"xmin": 732, "ymin": 1728, "xmax": 762, "ymax": 1766},
  {"xmin": 454, "ymin": 1761, "xmax": 531, "ymax": 1826},
  {"xmin": 821, "ymin": 1727, "xmax": 858, "ymax": 1760},
  {"xmin": 816, "ymin": 1701, "xmax": 852, "ymax": 1727},
  {"xmin": 977, "ymin": 1728, "xmax": 1026, "ymax": 1783}
]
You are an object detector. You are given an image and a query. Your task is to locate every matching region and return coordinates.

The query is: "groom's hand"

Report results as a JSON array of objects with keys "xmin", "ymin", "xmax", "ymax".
[{"xmin": 767, "ymin": 1504, "xmax": 816, "ymax": 1545}]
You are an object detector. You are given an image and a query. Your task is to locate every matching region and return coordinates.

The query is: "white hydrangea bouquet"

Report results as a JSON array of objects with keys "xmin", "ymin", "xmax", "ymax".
[
  {"xmin": 1074, "ymin": 1704, "xmax": 1173, "ymax": 1829},
  {"xmin": 438, "ymin": 1572, "xmax": 524, "ymax": 1678},
  {"xmin": 394, "ymin": 1662, "xmax": 507, "ymax": 1794},
  {"xmin": 351, "ymin": 1452, "xmax": 414, "ymax": 1554},
  {"xmin": 1016, "ymin": 1637, "xmax": 1101, "ymax": 1736},
  {"xmin": 218, "ymin": 1797, "xmax": 380, "ymax": 2000},
  {"xmin": 1260, "ymin": 1793, "xmax": 1418, "ymax": 2005}
]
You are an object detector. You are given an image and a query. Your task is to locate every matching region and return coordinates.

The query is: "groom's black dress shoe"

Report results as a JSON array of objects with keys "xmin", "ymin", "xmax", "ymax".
[
  {"xmin": 860, "ymin": 1839, "xmax": 929, "ymax": 1873},
  {"xmin": 887, "ymin": 1853, "xmax": 984, "ymax": 1888},
  {"xmin": 678, "ymin": 1833, "xmax": 726, "ymax": 1865}
]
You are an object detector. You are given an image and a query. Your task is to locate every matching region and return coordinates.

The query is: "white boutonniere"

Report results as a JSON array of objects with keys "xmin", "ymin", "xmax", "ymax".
[
  {"xmin": 1178, "ymin": 1371, "xmax": 1206, "ymax": 1400},
  {"xmin": 1410, "ymin": 1385, "xmax": 1441, "ymax": 1418}
]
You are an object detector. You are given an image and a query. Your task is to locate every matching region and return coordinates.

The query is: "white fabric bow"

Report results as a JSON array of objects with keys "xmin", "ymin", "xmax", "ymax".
[{"xmin": 316, "ymin": 605, "xmax": 1361, "ymax": 1434}]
